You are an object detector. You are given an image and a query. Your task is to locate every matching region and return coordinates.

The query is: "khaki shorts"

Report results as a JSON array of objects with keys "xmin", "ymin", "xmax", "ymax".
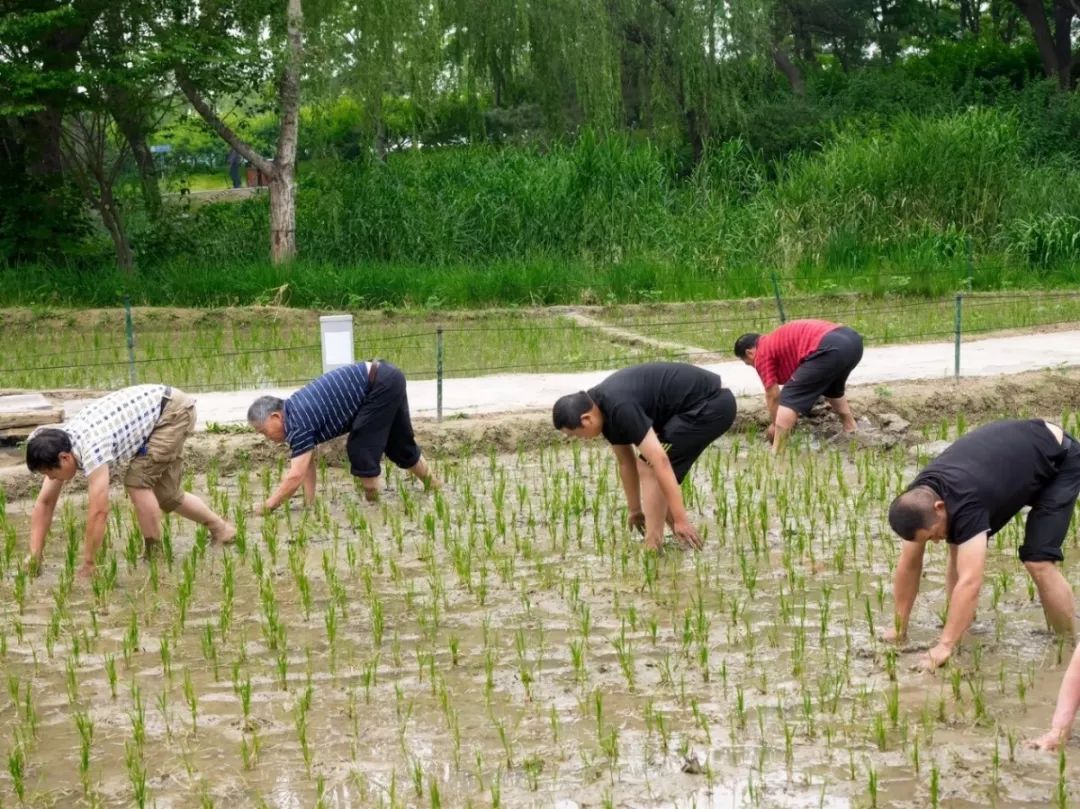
[{"xmin": 124, "ymin": 389, "xmax": 195, "ymax": 512}]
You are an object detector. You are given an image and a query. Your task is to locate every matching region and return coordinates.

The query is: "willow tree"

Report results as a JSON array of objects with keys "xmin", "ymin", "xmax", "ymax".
[
  {"xmin": 310, "ymin": 0, "xmax": 447, "ymax": 157},
  {"xmin": 441, "ymin": 0, "xmax": 770, "ymax": 163},
  {"xmin": 161, "ymin": 0, "xmax": 314, "ymax": 263}
]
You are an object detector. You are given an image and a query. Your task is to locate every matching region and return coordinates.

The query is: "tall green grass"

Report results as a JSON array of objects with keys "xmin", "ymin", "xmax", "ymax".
[{"xmin": 5, "ymin": 109, "xmax": 1080, "ymax": 307}]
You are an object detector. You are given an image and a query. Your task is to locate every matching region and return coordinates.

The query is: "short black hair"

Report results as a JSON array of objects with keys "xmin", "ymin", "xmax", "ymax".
[
  {"xmin": 734, "ymin": 333, "xmax": 760, "ymax": 359},
  {"xmin": 552, "ymin": 392, "xmax": 594, "ymax": 430},
  {"xmin": 26, "ymin": 428, "xmax": 73, "ymax": 472},
  {"xmin": 888, "ymin": 487, "xmax": 938, "ymax": 540}
]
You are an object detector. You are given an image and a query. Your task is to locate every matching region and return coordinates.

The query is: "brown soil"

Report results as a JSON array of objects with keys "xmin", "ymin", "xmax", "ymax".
[{"xmin": 4, "ymin": 367, "xmax": 1077, "ymax": 502}]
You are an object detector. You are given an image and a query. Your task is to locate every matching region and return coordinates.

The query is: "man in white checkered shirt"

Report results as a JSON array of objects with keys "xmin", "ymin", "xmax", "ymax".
[{"xmin": 26, "ymin": 384, "xmax": 235, "ymax": 579}]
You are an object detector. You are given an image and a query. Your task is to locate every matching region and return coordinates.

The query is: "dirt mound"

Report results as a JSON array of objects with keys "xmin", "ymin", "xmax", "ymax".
[{"xmin": 3, "ymin": 367, "xmax": 1078, "ymax": 500}]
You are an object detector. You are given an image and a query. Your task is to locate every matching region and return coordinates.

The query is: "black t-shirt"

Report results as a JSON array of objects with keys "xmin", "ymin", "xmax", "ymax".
[
  {"xmin": 908, "ymin": 419, "xmax": 1065, "ymax": 544},
  {"xmin": 588, "ymin": 362, "xmax": 724, "ymax": 447}
]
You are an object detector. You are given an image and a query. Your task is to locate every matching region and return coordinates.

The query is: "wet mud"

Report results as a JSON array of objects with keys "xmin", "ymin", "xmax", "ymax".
[{"xmin": 1, "ymin": 401, "xmax": 1079, "ymax": 807}]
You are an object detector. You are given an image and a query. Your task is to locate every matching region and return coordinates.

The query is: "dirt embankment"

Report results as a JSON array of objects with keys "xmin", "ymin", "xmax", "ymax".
[{"xmin": 4, "ymin": 367, "xmax": 1078, "ymax": 502}]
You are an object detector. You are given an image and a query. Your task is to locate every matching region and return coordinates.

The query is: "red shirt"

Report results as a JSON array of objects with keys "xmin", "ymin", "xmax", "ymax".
[{"xmin": 753, "ymin": 319, "xmax": 838, "ymax": 388}]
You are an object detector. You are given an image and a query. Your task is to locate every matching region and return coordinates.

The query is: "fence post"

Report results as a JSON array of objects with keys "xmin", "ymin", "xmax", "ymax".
[
  {"xmin": 436, "ymin": 328, "xmax": 444, "ymax": 422},
  {"xmin": 953, "ymin": 293, "xmax": 962, "ymax": 380},
  {"xmin": 770, "ymin": 271, "xmax": 787, "ymax": 324},
  {"xmin": 124, "ymin": 295, "xmax": 137, "ymax": 385}
]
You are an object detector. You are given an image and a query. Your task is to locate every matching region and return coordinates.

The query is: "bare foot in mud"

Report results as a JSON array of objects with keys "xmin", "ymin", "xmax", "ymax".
[{"xmin": 143, "ymin": 537, "xmax": 162, "ymax": 560}]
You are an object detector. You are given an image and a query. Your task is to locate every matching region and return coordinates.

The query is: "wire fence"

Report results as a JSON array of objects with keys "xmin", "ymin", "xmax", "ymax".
[{"xmin": 2, "ymin": 276, "xmax": 1080, "ymax": 417}]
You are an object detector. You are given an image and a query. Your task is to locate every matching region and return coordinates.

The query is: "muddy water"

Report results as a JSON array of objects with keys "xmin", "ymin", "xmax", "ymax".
[{"xmin": 0, "ymin": 433, "xmax": 1078, "ymax": 808}]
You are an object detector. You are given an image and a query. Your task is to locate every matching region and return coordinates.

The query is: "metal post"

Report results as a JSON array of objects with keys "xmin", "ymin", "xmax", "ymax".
[
  {"xmin": 770, "ymin": 271, "xmax": 787, "ymax": 324},
  {"xmin": 436, "ymin": 327, "xmax": 444, "ymax": 422},
  {"xmin": 954, "ymin": 293, "xmax": 962, "ymax": 381},
  {"xmin": 124, "ymin": 295, "xmax": 137, "ymax": 385}
]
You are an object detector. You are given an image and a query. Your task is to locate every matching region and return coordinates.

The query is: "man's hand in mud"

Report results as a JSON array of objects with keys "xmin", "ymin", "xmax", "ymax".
[
  {"xmin": 672, "ymin": 518, "xmax": 703, "ymax": 550},
  {"xmin": 628, "ymin": 510, "xmax": 646, "ymax": 535}
]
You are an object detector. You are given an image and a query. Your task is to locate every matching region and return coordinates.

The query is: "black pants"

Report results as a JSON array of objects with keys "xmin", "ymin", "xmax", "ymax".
[
  {"xmin": 780, "ymin": 326, "xmax": 864, "ymax": 415},
  {"xmin": 1020, "ymin": 434, "xmax": 1080, "ymax": 563},
  {"xmin": 345, "ymin": 362, "xmax": 422, "ymax": 478},
  {"xmin": 655, "ymin": 387, "xmax": 737, "ymax": 483}
]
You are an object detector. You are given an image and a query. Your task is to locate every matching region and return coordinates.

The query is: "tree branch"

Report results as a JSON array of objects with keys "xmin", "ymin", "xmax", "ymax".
[{"xmin": 174, "ymin": 69, "xmax": 274, "ymax": 174}]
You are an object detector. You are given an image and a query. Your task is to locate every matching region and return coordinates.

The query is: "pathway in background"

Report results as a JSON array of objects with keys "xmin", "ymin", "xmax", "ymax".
[{"xmin": 116, "ymin": 327, "xmax": 1080, "ymax": 427}]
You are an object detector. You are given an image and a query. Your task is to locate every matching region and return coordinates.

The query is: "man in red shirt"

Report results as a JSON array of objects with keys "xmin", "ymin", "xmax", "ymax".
[{"xmin": 734, "ymin": 319, "xmax": 863, "ymax": 450}]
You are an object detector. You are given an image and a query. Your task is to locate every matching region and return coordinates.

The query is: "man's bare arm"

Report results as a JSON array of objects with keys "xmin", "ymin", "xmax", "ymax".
[
  {"xmin": 1032, "ymin": 644, "xmax": 1080, "ymax": 751},
  {"xmin": 28, "ymin": 477, "xmax": 64, "ymax": 567},
  {"xmin": 264, "ymin": 451, "xmax": 314, "ymax": 512},
  {"xmin": 611, "ymin": 444, "xmax": 641, "ymax": 511},
  {"xmin": 764, "ymin": 384, "xmax": 781, "ymax": 425},
  {"xmin": 636, "ymin": 429, "xmax": 701, "ymax": 548},
  {"xmin": 81, "ymin": 465, "xmax": 111, "ymax": 576},
  {"xmin": 303, "ymin": 458, "xmax": 317, "ymax": 505},
  {"xmin": 888, "ymin": 538, "xmax": 927, "ymax": 641},
  {"xmin": 921, "ymin": 533, "xmax": 988, "ymax": 670}
]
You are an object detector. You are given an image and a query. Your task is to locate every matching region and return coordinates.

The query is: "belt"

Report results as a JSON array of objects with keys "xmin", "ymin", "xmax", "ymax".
[{"xmin": 367, "ymin": 360, "xmax": 380, "ymax": 390}]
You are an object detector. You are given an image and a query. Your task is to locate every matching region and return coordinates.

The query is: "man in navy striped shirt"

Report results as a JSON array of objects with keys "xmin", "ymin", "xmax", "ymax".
[{"xmin": 248, "ymin": 361, "xmax": 436, "ymax": 512}]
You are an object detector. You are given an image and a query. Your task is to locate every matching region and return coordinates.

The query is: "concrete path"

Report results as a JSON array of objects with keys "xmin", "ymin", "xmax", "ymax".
[{"xmin": 59, "ymin": 329, "xmax": 1080, "ymax": 428}]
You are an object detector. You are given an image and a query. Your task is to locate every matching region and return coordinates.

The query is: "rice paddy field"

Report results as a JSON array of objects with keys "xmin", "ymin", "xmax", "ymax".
[
  {"xmin": 3, "ymin": 290, "xmax": 1080, "ymax": 393},
  {"xmin": 1, "ymin": 408, "xmax": 1079, "ymax": 807}
]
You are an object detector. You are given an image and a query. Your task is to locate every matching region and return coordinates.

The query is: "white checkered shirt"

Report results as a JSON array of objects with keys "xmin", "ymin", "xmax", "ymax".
[{"xmin": 50, "ymin": 384, "xmax": 168, "ymax": 475}]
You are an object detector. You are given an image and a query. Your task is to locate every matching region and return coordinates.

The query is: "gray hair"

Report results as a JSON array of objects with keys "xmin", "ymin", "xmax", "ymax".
[{"xmin": 247, "ymin": 395, "xmax": 285, "ymax": 426}]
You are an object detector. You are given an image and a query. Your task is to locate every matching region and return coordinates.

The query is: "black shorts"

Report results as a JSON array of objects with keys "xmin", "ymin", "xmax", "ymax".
[
  {"xmin": 345, "ymin": 361, "xmax": 423, "ymax": 478},
  {"xmin": 779, "ymin": 326, "xmax": 864, "ymax": 416},
  {"xmin": 1020, "ymin": 434, "xmax": 1080, "ymax": 563},
  {"xmin": 654, "ymin": 387, "xmax": 737, "ymax": 483}
]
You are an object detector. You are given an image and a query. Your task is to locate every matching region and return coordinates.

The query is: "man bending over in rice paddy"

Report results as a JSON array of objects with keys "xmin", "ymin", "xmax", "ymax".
[
  {"xmin": 26, "ymin": 384, "xmax": 236, "ymax": 579},
  {"xmin": 552, "ymin": 362, "xmax": 736, "ymax": 551},
  {"xmin": 248, "ymin": 360, "xmax": 437, "ymax": 513},
  {"xmin": 887, "ymin": 419, "xmax": 1080, "ymax": 672},
  {"xmin": 734, "ymin": 319, "xmax": 863, "ymax": 451}
]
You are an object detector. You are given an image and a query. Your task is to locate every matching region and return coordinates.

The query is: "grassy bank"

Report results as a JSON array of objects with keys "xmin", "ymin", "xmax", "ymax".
[
  {"xmin": 3, "ymin": 290, "xmax": 1077, "ymax": 392},
  {"xmin": 6, "ymin": 110, "xmax": 1080, "ymax": 309}
]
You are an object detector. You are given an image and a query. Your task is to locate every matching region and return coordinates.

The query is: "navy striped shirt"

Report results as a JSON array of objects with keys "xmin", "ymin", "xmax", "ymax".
[{"xmin": 284, "ymin": 364, "xmax": 369, "ymax": 457}]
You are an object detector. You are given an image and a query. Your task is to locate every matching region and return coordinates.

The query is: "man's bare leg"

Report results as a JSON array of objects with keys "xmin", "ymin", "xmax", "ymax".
[
  {"xmin": 127, "ymin": 487, "xmax": 163, "ymax": 556},
  {"xmin": 407, "ymin": 456, "xmax": 440, "ymax": 491},
  {"xmin": 1025, "ymin": 560, "xmax": 1077, "ymax": 636},
  {"xmin": 772, "ymin": 406, "xmax": 799, "ymax": 453},
  {"xmin": 358, "ymin": 475, "xmax": 381, "ymax": 503},
  {"xmin": 173, "ymin": 493, "xmax": 236, "ymax": 545},
  {"xmin": 825, "ymin": 395, "xmax": 858, "ymax": 432}
]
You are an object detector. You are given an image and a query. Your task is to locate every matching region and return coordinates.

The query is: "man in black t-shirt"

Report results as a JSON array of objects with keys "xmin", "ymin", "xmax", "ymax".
[
  {"xmin": 887, "ymin": 419, "xmax": 1080, "ymax": 671},
  {"xmin": 552, "ymin": 362, "xmax": 736, "ymax": 551}
]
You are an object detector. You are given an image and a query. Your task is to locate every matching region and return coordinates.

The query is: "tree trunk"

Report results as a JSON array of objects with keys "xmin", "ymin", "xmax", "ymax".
[
  {"xmin": 685, "ymin": 107, "xmax": 705, "ymax": 165},
  {"xmin": 271, "ymin": 0, "xmax": 304, "ymax": 264},
  {"xmin": 175, "ymin": 0, "xmax": 303, "ymax": 264},
  {"xmin": 1014, "ymin": 0, "xmax": 1065, "ymax": 83},
  {"xmin": 772, "ymin": 47, "xmax": 806, "ymax": 96},
  {"xmin": 106, "ymin": 86, "xmax": 161, "ymax": 214},
  {"xmin": 99, "ymin": 186, "xmax": 134, "ymax": 273},
  {"xmin": 268, "ymin": 167, "xmax": 297, "ymax": 263},
  {"xmin": 1052, "ymin": 0, "xmax": 1074, "ymax": 89}
]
